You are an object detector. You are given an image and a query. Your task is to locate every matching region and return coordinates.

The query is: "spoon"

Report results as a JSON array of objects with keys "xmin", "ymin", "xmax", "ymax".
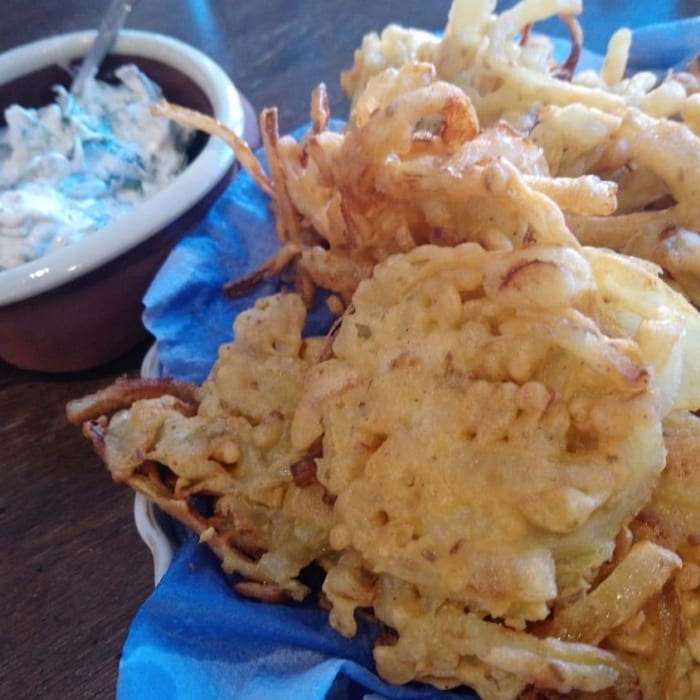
[{"xmin": 71, "ymin": 0, "xmax": 138, "ymax": 96}]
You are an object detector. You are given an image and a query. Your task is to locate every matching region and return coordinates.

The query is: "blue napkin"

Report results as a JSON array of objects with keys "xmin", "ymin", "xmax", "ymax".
[
  {"xmin": 141, "ymin": 148, "xmax": 280, "ymax": 384},
  {"xmin": 119, "ymin": 539, "xmax": 465, "ymax": 700},
  {"xmin": 628, "ymin": 17, "xmax": 700, "ymax": 73},
  {"xmin": 126, "ymin": 19, "xmax": 698, "ymax": 700},
  {"xmin": 549, "ymin": 16, "xmax": 700, "ymax": 74}
]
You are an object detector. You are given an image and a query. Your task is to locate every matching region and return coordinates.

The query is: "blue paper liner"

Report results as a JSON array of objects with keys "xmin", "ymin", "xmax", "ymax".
[{"xmin": 119, "ymin": 540, "xmax": 466, "ymax": 699}]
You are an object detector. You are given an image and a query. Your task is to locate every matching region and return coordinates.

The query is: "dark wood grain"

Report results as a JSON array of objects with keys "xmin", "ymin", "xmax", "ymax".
[
  {"xmin": 0, "ymin": 340, "xmax": 155, "ymax": 700},
  {"xmin": 0, "ymin": 1, "xmax": 692, "ymax": 699}
]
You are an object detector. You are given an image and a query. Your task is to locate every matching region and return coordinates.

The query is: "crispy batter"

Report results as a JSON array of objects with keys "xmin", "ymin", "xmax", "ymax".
[
  {"xmin": 597, "ymin": 412, "xmax": 700, "ymax": 698},
  {"xmin": 341, "ymin": 0, "xmax": 700, "ymax": 305},
  {"xmin": 66, "ymin": 376, "xmax": 197, "ymax": 426},
  {"xmin": 292, "ymin": 243, "xmax": 699, "ymax": 697},
  {"xmin": 157, "ymin": 2, "xmax": 700, "ymax": 308},
  {"xmin": 69, "ymin": 294, "xmax": 331, "ymax": 601}
]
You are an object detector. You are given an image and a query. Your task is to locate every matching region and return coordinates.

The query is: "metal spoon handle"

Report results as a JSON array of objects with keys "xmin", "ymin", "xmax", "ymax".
[{"xmin": 71, "ymin": 0, "xmax": 138, "ymax": 96}]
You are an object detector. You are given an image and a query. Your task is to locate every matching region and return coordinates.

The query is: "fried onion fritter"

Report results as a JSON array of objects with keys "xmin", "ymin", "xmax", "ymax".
[
  {"xmin": 340, "ymin": 0, "xmax": 700, "ymax": 307},
  {"xmin": 291, "ymin": 243, "xmax": 679, "ymax": 697},
  {"xmin": 69, "ymin": 293, "xmax": 331, "ymax": 601},
  {"xmin": 69, "ymin": 240, "xmax": 700, "ymax": 698},
  {"xmin": 156, "ymin": 58, "xmax": 617, "ymax": 308}
]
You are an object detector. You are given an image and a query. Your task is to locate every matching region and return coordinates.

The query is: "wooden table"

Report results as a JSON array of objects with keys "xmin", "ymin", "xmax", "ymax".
[{"xmin": 0, "ymin": 1, "xmax": 693, "ymax": 698}]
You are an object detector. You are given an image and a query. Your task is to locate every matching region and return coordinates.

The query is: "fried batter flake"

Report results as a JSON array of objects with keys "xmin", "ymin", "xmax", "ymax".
[{"xmin": 292, "ymin": 245, "xmax": 666, "ymax": 637}]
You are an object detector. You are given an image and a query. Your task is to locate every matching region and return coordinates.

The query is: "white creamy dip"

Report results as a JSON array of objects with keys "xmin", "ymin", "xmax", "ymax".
[{"xmin": 0, "ymin": 64, "xmax": 192, "ymax": 269}]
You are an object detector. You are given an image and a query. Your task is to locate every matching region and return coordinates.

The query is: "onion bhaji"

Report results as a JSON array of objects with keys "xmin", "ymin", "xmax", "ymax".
[
  {"xmin": 69, "ymin": 242, "xmax": 700, "ymax": 698},
  {"xmin": 68, "ymin": 0, "xmax": 700, "ymax": 697},
  {"xmin": 341, "ymin": 0, "xmax": 700, "ymax": 308}
]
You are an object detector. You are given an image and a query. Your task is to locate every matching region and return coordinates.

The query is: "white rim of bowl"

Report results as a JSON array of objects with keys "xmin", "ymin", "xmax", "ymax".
[
  {"xmin": 135, "ymin": 343, "xmax": 175, "ymax": 585},
  {"xmin": 0, "ymin": 29, "xmax": 243, "ymax": 305}
]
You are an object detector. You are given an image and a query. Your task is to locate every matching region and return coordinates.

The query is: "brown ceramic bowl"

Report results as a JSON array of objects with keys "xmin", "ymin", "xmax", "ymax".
[{"xmin": 0, "ymin": 30, "xmax": 258, "ymax": 373}]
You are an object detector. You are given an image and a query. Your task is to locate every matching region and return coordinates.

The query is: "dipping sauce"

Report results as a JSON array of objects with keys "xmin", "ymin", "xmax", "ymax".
[{"xmin": 0, "ymin": 64, "xmax": 192, "ymax": 270}]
